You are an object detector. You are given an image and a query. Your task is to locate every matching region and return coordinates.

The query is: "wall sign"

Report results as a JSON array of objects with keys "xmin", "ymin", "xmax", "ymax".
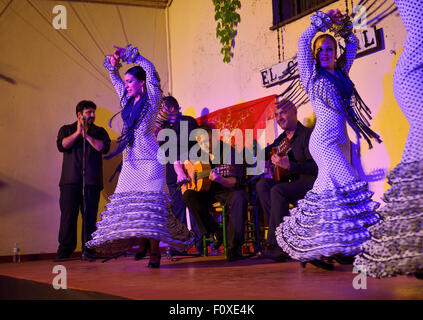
[{"xmin": 260, "ymin": 56, "xmax": 297, "ymax": 88}]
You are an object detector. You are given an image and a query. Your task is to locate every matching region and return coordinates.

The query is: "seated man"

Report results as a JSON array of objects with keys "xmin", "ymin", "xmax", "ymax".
[
  {"xmin": 178, "ymin": 124, "xmax": 248, "ymax": 262},
  {"xmin": 256, "ymin": 100, "xmax": 318, "ymax": 261},
  {"xmin": 156, "ymin": 95, "xmax": 202, "ymax": 256}
]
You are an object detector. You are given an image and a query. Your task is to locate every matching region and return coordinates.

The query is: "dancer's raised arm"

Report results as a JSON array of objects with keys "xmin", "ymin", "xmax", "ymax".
[
  {"xmin": 117, "ymin": 45, "xmax": 161, "ymax": 111},
  {"xmin": 104, "ymin": 49, "xmax": 127, "ymax": 106}
]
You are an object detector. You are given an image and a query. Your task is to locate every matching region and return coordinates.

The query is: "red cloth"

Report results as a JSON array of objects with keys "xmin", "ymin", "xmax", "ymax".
[{"xmin": 196, "ymin": 95, "xmax": 277, "ymax": 151}]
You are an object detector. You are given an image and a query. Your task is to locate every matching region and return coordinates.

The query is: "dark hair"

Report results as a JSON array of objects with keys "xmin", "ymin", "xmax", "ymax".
[
  {"xmin": 125, "ymin": 66, "xmax": 146, "ymax": 82},
  {"xmin": 75, "ymin": 100, "xmax": 96, "ymax": 116},
  {"xmin": 275, "ymin": 99, "xmax": 296, "ymax": 111},
  {"xmin": 163, "ymin": 95, "xmax": 180, "ymax": 111},
  {"xmin": 313, "ymin": 34, "xmax": 348, "ymax": 71},
  {"xmin": 118, "ymin": 65, "xmax": 146, "ymax": 107}
]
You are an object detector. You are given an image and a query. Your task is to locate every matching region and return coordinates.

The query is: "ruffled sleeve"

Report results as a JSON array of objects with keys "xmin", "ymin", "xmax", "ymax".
[
  {"xmin": 121, "ymin": 44, "xmax": 162, "ymax": 114},
  {"xmin": 103, "ymin": 56, "xmax": 128, "ymax": 107},
  {"xmin": 298, "ymin": 11, "xmax": 333, "ymax": 90}
]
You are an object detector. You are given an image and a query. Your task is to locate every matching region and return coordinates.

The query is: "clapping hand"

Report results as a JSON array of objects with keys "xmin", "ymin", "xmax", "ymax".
[{"xmin": 77, "ymin": 114, "xmax": 87, "ymax": 138}]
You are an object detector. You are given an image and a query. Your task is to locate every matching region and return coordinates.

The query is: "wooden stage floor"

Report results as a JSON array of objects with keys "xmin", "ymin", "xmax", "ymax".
[{"xmin": 0, "ymin": 254, "xmax": 422, "ymax": 300}]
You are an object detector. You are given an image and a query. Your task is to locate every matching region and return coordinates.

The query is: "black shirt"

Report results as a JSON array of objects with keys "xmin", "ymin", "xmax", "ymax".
[
  {"xmin": 264, "ymin": 121, "xmax": 317, "ymax": 181},
  {"xmin": 57, "ymin": 122, "xmax": 111, "ymax": 188},
  {"xmin": 159, "ymin": 115, "xmax": 199, "ymax": 184}
]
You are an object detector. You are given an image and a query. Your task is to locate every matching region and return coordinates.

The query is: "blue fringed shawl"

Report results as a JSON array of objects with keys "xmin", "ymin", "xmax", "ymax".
[
  {"xmin": 105, "ymin": 94, "xmax": 149, "ymax": 181},
  {"xmin": 320, "ymin": 67, "xmax": 382, "ymax": 148}
]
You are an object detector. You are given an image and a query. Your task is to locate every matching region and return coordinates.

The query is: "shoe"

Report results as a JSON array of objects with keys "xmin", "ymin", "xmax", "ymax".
[
  {"xmin": 167, "ymin": 248, "xmax": 188, "ymax": 257},
  {"xmin": 260, "ymin": 246, "xmax": 290, "ymax": 262},
  {"xmin": 301, "ymin": 260, "xmax": 334, "ymax": 271},
  {"xmin": 53, "ymin": 253, "xmax": 71, "ymax": 262},
  {"xmin": 226, "ymin": 247, "xmax": 244, "ymax": 262},
  {"xmin": 212, "ymin": 231, "xmax": 223, "ymax": 251},
  {"xmin": 81, "ymin": 247, "xmax": 98, "ymax": 261},
  {"xmin": 148, "ymin": 253, "xmax": 161, "ymax": 268},
  {"xmin": 332, "ymin": 254, "xmax": 355, "ymax": 265},
  {"xmin": 415, "ymin": 271, "xmax": 423, "ymax": 280},
  {"xmin": 135, "ymin": 239, "xmax": 150, "ymax": 260},
  {"xmin": 195, "ymin": 241, "xmax": 204, "ymax": 256}
]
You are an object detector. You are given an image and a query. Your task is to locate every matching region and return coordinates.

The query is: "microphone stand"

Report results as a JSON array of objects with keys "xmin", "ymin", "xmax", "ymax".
[{"xmin": 81, "ymin": 117, "xmax": 89, "ymax": 260}]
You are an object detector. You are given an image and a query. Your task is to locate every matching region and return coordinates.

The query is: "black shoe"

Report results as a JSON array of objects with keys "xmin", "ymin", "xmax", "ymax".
[
  {"xmin": 135, "ymin": 240, "xmax": 150, "ymax": 260},
  {"xmin": 301, "ymin": 260, "xmax": 334, "ymax": 271},
  {"xmin": 332, "ymin": 254, "xmax": 355, "ymax": 265},
  {"xmin": 135, "ymin": 250, "xmax": 148, "ymax": 261},
  {"xmin": 53, "ymin": 253, "xmax": 71, "ymax": 262},
  {"xmin": 212, "ymin": 231, "xmax": 223, "ymax": 251},
  {"xmin": 195, "ymin": 241, "xmax": 204, "ymax": 256},
  {"xmin": 226, "ymin": 247, "xmax": 244, "ymax": 262},
  {"xmin": 148, "ymin": 254, "xmax": 161, "ymax": 268},
  {"xmin": 415, "ymin": 271, "xmax": 423, "ymax": 280},
  {"xmin": 167, "ymin": 248, "xmax": 189, "ymax": 257},
  {"xmin": 81, "ymin": 248, "xmax": 97, "ymax": 261},
  {"xmin": 261, "ymin": 247, "xmax": 289, "ymax": 262}
]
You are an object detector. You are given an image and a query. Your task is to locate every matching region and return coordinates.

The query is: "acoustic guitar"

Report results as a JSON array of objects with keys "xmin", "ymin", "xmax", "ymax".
[
  {"xmin": 179, "ymin": 161, "xmax": 233, "ymax": 194},
  {"xmin": 266, "ymin": 137, "xmax": 292, "ymax": 181}
]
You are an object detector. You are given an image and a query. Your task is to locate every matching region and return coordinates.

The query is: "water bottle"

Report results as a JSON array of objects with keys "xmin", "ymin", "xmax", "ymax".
[{"xmin": 13, "ymin": 243, "xmax": 20, "ymax": 263}]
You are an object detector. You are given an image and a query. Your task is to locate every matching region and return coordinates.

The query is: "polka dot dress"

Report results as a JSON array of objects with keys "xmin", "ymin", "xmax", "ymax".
[
  {"xmin": 354, "ymin": 0, "xmax": 423, "ymax": 277},
  {"xmin": 275, "ymin": 11, "xmax": 381, "ymax": 262},
  {"xmin": 86, "ymin": 49, "xmax": 195, "ymax": 255}
]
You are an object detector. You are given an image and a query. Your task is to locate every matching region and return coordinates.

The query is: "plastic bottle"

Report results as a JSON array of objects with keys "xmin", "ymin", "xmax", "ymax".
[{"xmin": 13, "ymin": 243, "xmax": 20, "ymax": 263}]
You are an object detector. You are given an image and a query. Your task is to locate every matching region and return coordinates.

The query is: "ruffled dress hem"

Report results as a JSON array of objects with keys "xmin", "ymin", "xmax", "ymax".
[
  {"xmin": 276, "ymin": 180, "xmax": 380, "ymax": 262},
  {"xmin": 353, "ymin": 160, "xmax": 423, "ymax": 278},
  {"xmin": 86, "ymin": 191, "xmax": 195, "ymax": 256}
]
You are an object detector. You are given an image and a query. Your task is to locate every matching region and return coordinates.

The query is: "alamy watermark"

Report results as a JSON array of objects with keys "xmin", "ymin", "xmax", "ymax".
[
  {"xmin": 52, "ymin": 265, "xmax": 67, "ymax": 290},
  {"xmin": 52, "ymin": 5, "xmax": 67, "ymax": 30},
  {"xmin": 156, "ymin": 123, "xmax": 267, "ymax": 176},
  {"xmin": 352, "ymin": 265, "xmax": 367, "ymax": 290}
]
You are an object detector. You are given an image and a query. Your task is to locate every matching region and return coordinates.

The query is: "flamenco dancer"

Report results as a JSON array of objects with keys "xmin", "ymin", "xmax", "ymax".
[
  {"xmin": 354, "ymin": 0, "xmax": 423, "ymax": 278},
  {"xmin": 86, "ymin": 45, "xmax": 195, "ymax": 268},
  {"xmin": 275, "ymin": 9, "xmax": 382, "ymax": 270}
]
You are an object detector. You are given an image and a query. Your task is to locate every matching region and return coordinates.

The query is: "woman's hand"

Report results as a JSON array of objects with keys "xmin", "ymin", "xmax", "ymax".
[
  {"xmin": 113, "ymin": 45, "xmax": 126, "ymax": 56},
  {"xmin": 108, "ymin": 51, "xmax": 120, "ymax": 67},
  {"xmin": 108, "ymin": 46, "xmax": 124, "ymax": 67},
  {"xmin": 326, "ymin": 9, "xmax": 343, "ymax": 25}
]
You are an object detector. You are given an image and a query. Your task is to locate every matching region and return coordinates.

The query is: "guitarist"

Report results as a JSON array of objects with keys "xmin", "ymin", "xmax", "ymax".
[
  {"xmin": 180, "ymin": 125, "xmax": 248, "ymax": 262},
  {"xmin": 156, "ymin": 96, "xmax": 203, "ymax": 256},
  {"xmin": 256, "ymin": 99, "xmax": 318, "ymax": 261}
]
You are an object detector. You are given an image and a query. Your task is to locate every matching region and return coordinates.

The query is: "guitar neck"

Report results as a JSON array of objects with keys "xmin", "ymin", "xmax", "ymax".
[
  {"xmin": 196, "ymin": 165, "xmax": 231, "ymax": 179},
  {"xmin": 196, "ymin": 169, "xmax": 212, "ymax": 179}
]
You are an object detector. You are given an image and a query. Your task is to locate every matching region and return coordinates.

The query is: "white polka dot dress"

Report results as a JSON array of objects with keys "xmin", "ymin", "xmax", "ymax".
[
  {"xmin": 354, "ymin": 0, "xmax": 423, "ymax": 277},
  {"xmin": 275, "ymin": 11, "xmax": 381, "ymax": 262},
  {"xmin": 86, "ymin": 46, "xmax": 195, "ymax": 255}
]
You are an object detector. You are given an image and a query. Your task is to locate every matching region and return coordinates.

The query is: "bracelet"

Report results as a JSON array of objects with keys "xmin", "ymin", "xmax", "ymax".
[
  {"xmin": 310, "ymin": 11, "xmax": 333, "ymax": 32},
  {"xmin": 103, "ymin": 56, "xmax": 121, "ymax": 72},
  {"xmin": 330, "ymin": 15, "xmax": 353, "ymax": 38},
  {"xmin": 121, "ymin": 44, "xmax": 140, "ymax": 64}
]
